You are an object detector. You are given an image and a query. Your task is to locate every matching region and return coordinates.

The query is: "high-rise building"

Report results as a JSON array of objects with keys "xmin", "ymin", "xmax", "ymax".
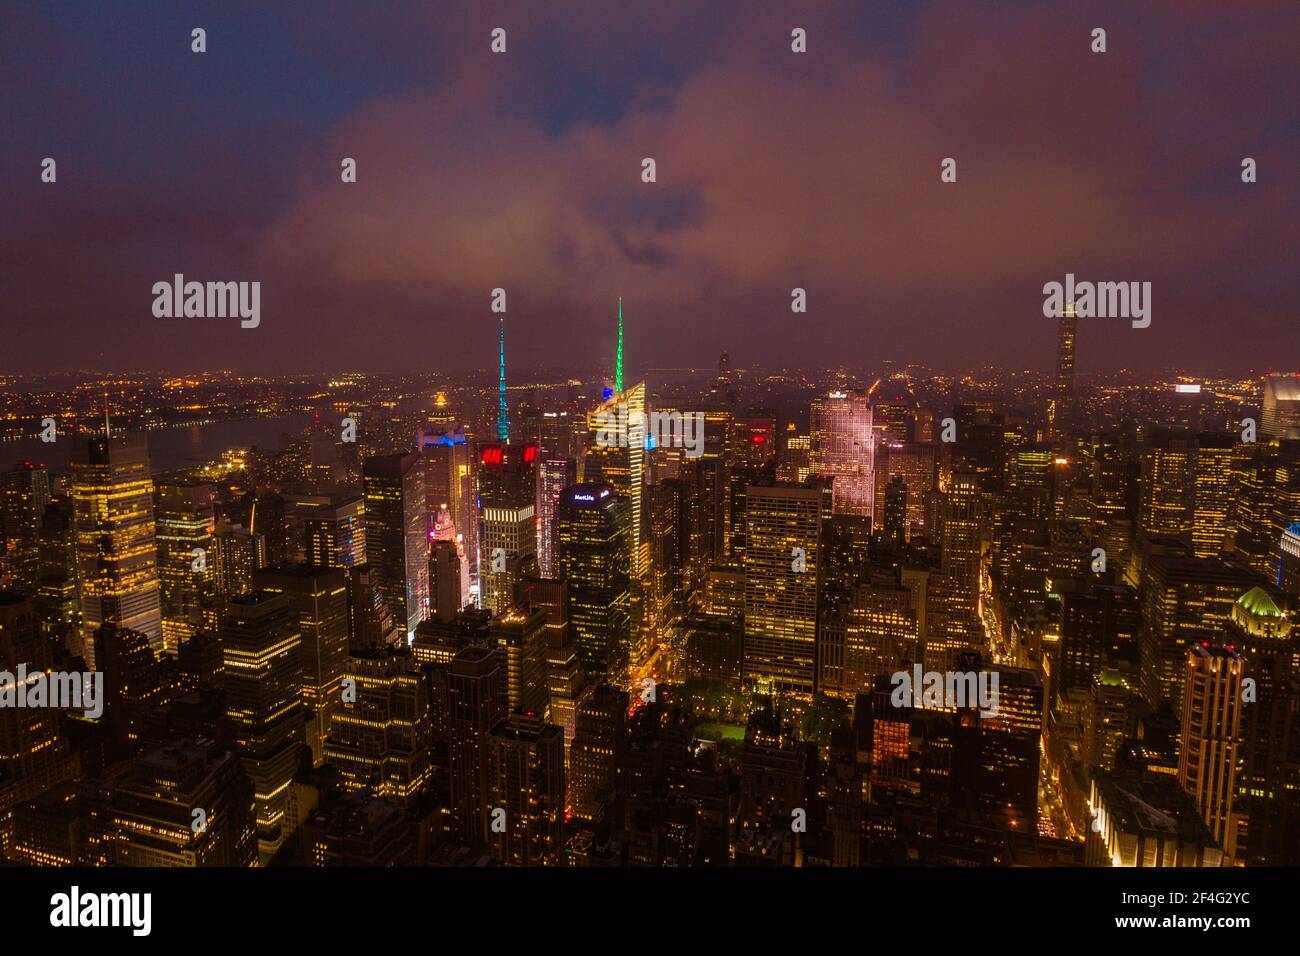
[
  {"xmin": 1228, "ymin": 586, "xmax": 1297, "ymax": 864},
  {"xmin": 810, "ymin": 389, "xmax": 874, "ymax": 518},
  {"xmin": 110, "ymin": 738, "xmax": 256, "ymax": 867},
  {"xmin": 1261, "ymin": 373, "xmax": 1300, "ymax": 440},
  {"xmin": 0, "ymin": 592, "xmax": 79, "ymax": 836},
  {"xmin": 586, "ymin": 383, "xmax": 647, "ymax": 577},
  {"xmin": 221, "ymin": 591, "xmax": 305, "ymax": 863},
  {"xmin": 1047, "ymin": 302, "xmax": 1077, "ymax": 440},
  {"xmin": 294, "ymin": 491, "xmax": 365, "ymax": 569},
  {"xmin": 253, "ymin": 564, "xmax": 349, "ymax": 766},
  {"xmin": 70, "ymin": 431, "xmax": 163, "ymax": 663},
  {"xmin": 1178, "ymin": 644, "xmax": 1244, "ymax": 859},
  {"xmin": 490, "ymin": 607, "xmax": 549, "ymax": 718},
  {"xmin": 477, "ymin": 442, "xmax": 538, "ymax": 615},
  {"xmin": 1191, "ymin": 434, "xmax": 1235, "ymax": 559},
  {"xmin": 362, "ymin": 452, "xmax": 428, "ymax": 640},
  {"xmin": 0, "ymin": 462, "xmax": 50, "ymax": 593},
  {"xmin": 1139, "ymin": 554, "xmax": 1260, "ymax": 714},
  {"xmin": 743, "ymin": 479, "xmax": 830, "ymax": 696},
  {"xmin": 485, "ymin": 710, "xmax": 566, "ymax": 865},
  {"xmin": 1138, "ymin": 429, "xmax": 1196, "ymax": 540},
  {"xmin": 570, "ymin": 684, "xmax": 627, "ymax": 821},
  {"xmin": 323, "ymin": 647, "xmax": 432, "ymax": 808},
  {"xmin": 447, "ymin": 645, "xmax": 504, "ymax": 845},
  {"xmin": 556, "ymin": 484, "xmax": 631, "ymax": 680},
  {"xmin": 537, "ymin": 457, "xmax": 576, "ymax": 577},
  {"xmin": 428, "ymin": 538, "xmax": 462, "ymax": 622},
  {"xmin": 154, "ymin": 483, "xmax": 216, "ymax": 656}
]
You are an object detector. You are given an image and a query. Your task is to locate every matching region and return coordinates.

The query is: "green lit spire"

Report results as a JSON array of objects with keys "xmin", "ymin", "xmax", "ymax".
[{"xmin": 615, "ymin": 298, "xmax": 624, "ymax": 394}]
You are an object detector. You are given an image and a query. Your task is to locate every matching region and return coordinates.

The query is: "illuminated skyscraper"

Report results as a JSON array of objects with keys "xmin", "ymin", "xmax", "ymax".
[
  {"xmin": 477, "ymin": 442, "xmax": 538, "ymax": 615},
  {"xmin": 743, "ymin": 479, "xmax": 830, "ymax": 696},
  {"xmin": 586, "ymin": 382, "xmax": 647, "ymax": 576},
  {"xmin": 295, "ymin": 491, "xmax": 365, "ymax": 569},
  {"xmin": 221, "ymin": 591, "xmax": 305, "ymax": 863},
  {"xmin": 154, "ymin": 483, "xmax": 215, "ymax": 656},
  {"xmin": 69, "ymin": 431, "xmax": 163, "ymax": 664},
  {"xmin": 810, "ymin": 389, "xmax": 874, "ymax": 519},
  {"xmin": 1261, "ymin": 373, "xmax": 1300, "ymax": 440},
  {"xmin": 1191, "ymin": 434, "xmax": 1235, "ymax": 558},
  {"xmin": 323, "ymin": 647, "xmax": 432, "ymax": 808},
  {"xmin": 362, "ymin": 452, "xmax": 428, "ymax": 640},
  {"xmin": 490, "ymin": 607, "xmax": 549, "ymax": 717},
  {"xmin": 1047, "ymin": 301, "xmax": 1077, "ymax": 440},
  {"xmin": 537, "ymin": 457, "xmax": 576, "ymax": 578},
  {"xmin": 0, "ymin": 462, "xmax": 49, "ymax": 593},
  {"xmin": 498, "ymin": 315, "xmax": 510, "ymax": 442},
  {"xmin": 1138, "ymin": 429, "xmax": 1195, "ymax": 539},
  {"xmin": 557, "ymin": 484, "xmax": 631, "ymax": 679},
  {"xmin": 1178, "ymin": 644, "xmax": 1244, "ymax": 859},
  {"xmin": 253, "ymin": 564, "xmax": 349, "ymax": 766}
]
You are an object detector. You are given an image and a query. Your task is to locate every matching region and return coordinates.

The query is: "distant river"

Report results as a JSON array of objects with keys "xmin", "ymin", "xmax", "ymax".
[{"xmin": 1, "ymin": 414, "xmax": 319, "ymax": 473}]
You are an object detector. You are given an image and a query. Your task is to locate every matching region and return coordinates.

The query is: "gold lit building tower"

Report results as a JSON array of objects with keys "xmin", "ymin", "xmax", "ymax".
[
  {"xmin": 586, "ymin": 382, "xmax": 647, "ymax": 577},
  {"xmin": 1191, "ymin": 434, "xmax": 1235, "ymax": 559},
  {"xmin": 154, "ymin": 482, "xmax": 216, "ymax": 656},
  {"xmin": 1138, "ymin": 428, "xmax": 1195, "ymax": 539},
  {"xmin": 1178, "ymin": 644, "xmax": 1244, "ymax": 860},
  {"xmin": 70, "ymin": 430, "xmax": 163, "ymax": 664},
  {"xmin": 743, "ymin": 479, "xmax": 831, "ymax": 697}
]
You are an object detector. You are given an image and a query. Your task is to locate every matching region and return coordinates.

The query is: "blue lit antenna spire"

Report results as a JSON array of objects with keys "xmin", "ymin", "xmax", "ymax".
[{"xmin": 496, "ymin": 314, "xmax": 509, "ymax": 441}]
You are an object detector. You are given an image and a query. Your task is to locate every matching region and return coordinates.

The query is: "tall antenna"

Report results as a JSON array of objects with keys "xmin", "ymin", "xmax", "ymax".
[
  {"xmin": 615, "ymin": 298, "xmax": 624, "ymax": 394},
  {"xmin": 103, "ymin": 391, "xmax": 111, "ymax": 438},
  {"xmin": 496, "ymin": 315, "xmax": 509, "ymax": 442}
]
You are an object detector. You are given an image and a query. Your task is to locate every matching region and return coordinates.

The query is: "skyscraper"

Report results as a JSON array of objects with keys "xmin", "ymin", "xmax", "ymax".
[
  {"xmin": 537, "ymin": 456, "xmax": 576, "ymax": 578},
  {"xmin": 1261, "ymin": 373, "xmax": 1300, "ymax": 440},
  {"xmin": 154, "ymin": 482, "xmax": 216, "ymax": 656},
  {"xmin": 743, "ymin": 479, "xmax": 830, "ymax": 696},
  {"xmin": 1191, "ymin": 434, "xmax": 1235, "ymax": 559},
  {"xmin": 485, "ymin": 710, "xmax": 566, "ymax": 866},
  {"xmin": 810, "ymin": 389, "xmax": 874, "ymax": 519},
  {"xmin": 253, "ymin": 564, "xmax": 349, "ymax": 766},
  {"xmin": 362, "ymin": 452, "xmax": 428, "ymax": 640},
  {"xmin": 1047, "ymin": 301, "xmax": 1077, "ymax": 440},
  {"xmin": 1179, "ymin": 644, "xmax": 1244, "ymax": 859},
  {"xmin": 69, "ymin": 431, "xmax": 163, "ymax": 664},
  {"xmin": 556, "ymin": 484, "xmax": 631, "ymax": 679},
  {"xmin": 586, "ymin": 382, "xmax": 647, "ymax": 577},
  {"xmin": 1138, "ymin": 429, "xmax": 1196, "ymax": 540},
  {"xmin": 221, "ymin": 591, "xmax": 305, "ymax": 863},
  {"xmin": 447, "ymin": 644, "xmax": 504, "ymax": 845},
  {"xmin": 477, "ymin": 442, "xmax": 538, "ymax": 615}
]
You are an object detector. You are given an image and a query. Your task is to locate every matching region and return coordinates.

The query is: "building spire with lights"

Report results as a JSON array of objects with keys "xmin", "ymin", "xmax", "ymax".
[
  {"xmin": 615, "ymin": 298, "xmax": 624, "ymax": 394},
  {"xmin": 497, "ymin": 315, "xmax": 509, "ymax": 442}
]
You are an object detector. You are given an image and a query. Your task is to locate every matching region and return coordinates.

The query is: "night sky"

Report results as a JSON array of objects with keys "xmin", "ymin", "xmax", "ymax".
[{"xmin": 4, "ymin": 1, "xmax": 1297, "ymax": 376}]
